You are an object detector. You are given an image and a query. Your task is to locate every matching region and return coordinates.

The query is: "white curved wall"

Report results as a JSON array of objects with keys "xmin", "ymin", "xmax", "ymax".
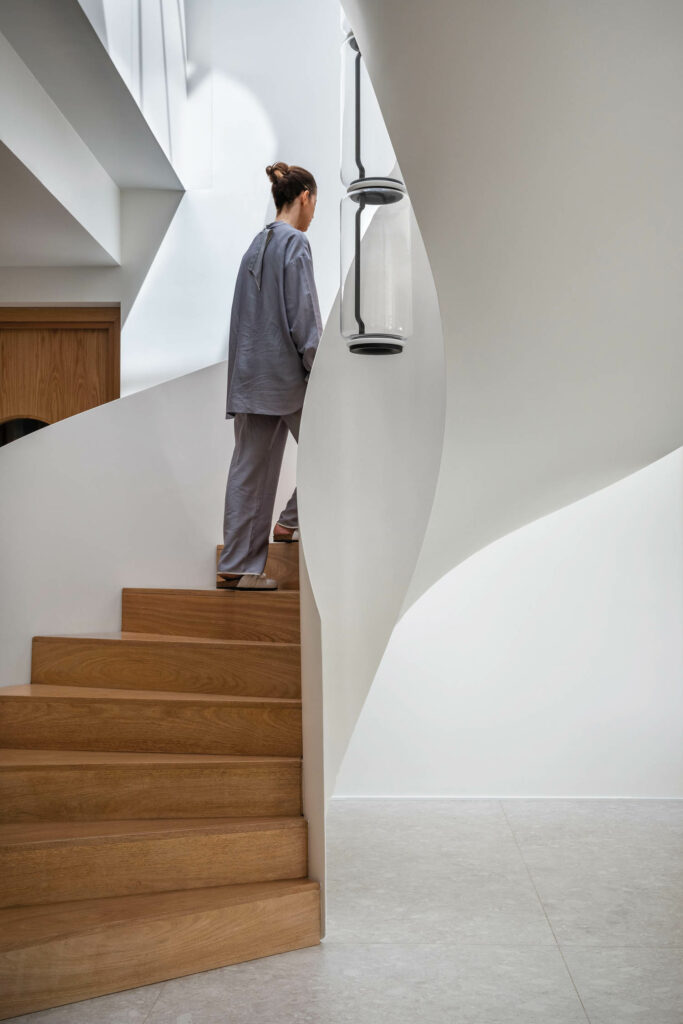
[
  {"xmin": 332, "ymin": 0, "xmax": 683, "ymax": 798},
  {"xmin": 298, "ymin": 210, "xmax": 446, "ymax": 801},
  {"xmin": 337, "ymin": 449, "xmax": 683, "ymax": 797},
  {"xmin": 344, "ymin": 0, "xmax": 683, "ymax": 607}
]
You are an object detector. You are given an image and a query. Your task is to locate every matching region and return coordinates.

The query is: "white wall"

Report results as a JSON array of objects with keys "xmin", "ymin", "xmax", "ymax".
[
  {"xmin": 336, "ymin": 449, "xmax": 683, "ymax": 797},
  {"xmin": 118, "ymin": 0, "xmax": 342, "ymax": 394},
  {"xmin": 0, "ymin": 361, "xmax": 298, "ymax": 688}
]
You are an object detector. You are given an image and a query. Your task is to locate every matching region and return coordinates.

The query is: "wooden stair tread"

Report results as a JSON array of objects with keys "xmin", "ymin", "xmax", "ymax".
[
  {"xmin": 0, "ymin": 749, "xmax": 302, "ymax": 821},
  {"xmin": 121, "ymin": 589, "xmax": 300, "ymax": 643},
  {"xmin": 0, "ymin": 684, "xmax": 300, "ymax": 707},
  {"xmin": 0, "ymin": 817, "xmax": 309, "ymax": 909},
  {"xmin": 0, "ymin": 748, "xmax": 299, "ymax": 767},
  {"xmin": 31, "ymin": 634, "xmax": 301, "ymax": 699},
  {"xmin": 0, "ymin": 878, "xmax": 319, "ymax": 953},
  {"xmin": 0, "ymin": 686, "xmax": 302, "ymax": 757},
  {"xmin": 1, "ymin": 542, "xmax": 313, "ymax": 1017},
  {"xmin": 0, "ymin": 880, "xmax": 320, "ymax": 1018},
  {"xmin": 0, "ymin": 817, "xmax": 305, "ymax": 848}
]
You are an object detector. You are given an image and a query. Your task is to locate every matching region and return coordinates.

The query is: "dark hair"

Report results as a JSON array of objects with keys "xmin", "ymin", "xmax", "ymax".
[{"xmin": 266, "ymin": 162, "xmax": 317, "ymax": 211}]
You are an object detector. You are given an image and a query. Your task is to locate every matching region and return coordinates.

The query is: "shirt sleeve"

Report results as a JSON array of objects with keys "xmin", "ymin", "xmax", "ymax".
[{"xmin": 283, "ymin": 239, "xmax": 323, "ymax": 373}]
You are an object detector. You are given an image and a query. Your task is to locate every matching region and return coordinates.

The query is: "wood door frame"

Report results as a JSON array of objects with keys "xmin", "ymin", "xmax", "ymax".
[{"xmin": 0, "ymin": 307, "xmax": 121, "ymax": 425}]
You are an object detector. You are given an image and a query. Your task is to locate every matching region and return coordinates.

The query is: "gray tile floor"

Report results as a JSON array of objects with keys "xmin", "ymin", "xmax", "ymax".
[{"xmin": 8, "ymin": 799, "xmax": 683, "ymax": 1024}]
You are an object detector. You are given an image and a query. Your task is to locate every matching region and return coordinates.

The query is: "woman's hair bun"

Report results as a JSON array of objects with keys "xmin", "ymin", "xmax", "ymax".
[
  {"xmin": 266, "ymin": 161, "xmax": 317, "ymax": 212},
  {"xmin": 266, "ymin": 162, "xmax": 290, "ymax": 184}
]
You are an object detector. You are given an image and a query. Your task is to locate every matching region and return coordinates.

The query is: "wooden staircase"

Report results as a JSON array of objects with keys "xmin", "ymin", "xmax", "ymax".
[{"xmin": 0, "ymin": 543, "xmax": 320, "ymax": 1020}]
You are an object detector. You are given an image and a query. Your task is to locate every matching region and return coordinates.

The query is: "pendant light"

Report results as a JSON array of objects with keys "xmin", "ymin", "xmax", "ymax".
[{"xmin": 340, "ymin": 25, "xmax": 413, "ymax": 354}]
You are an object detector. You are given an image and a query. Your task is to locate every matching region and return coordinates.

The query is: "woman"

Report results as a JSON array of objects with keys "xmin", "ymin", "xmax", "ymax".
[{"xmin": 217, "ymin": 162, "xmax": 322, "ymax": 590}]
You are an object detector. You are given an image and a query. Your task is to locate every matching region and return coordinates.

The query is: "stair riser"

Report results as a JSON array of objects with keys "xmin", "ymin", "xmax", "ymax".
[
  {"xmin": 0, "ymin": 699, "xmax": 302, "ymax": 757},
  {"xmin": 0, "ymin": 764, "xmax": 301, "ymax": 823},
  {"xmin": 122, "ymin": 591, "xmax": 300, "ymax": 643},
  {"xmin": 31, "ymin": 638, "xmax": 301, "ymax": 698},
  {"xmin": 0, "ymin": 888, "xmax": 320, "ymax": 1020},
  {"xmin": 216, "ymin": 543, "xmax": 300, "ymax": 591},
  {"xmin": 0, "ymin": 826, "xmax": 307, "ymax": 908}
]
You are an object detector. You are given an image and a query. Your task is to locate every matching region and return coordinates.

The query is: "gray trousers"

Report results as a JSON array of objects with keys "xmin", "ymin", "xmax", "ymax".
[{"xmin": 218, "ymin": 409, "xmax": 301, "ymax": 576}]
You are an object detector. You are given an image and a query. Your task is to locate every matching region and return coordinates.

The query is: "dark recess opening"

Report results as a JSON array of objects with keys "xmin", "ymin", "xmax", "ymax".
[{"xmin": 0, "ymin": 417, "xmax": 48, "ymax": 447}]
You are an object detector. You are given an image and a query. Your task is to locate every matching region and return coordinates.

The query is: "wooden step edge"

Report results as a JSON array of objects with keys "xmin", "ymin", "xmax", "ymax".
[
  {"xmin": 32, "ymin": 633, "xmax": 301, "ymax": 649},
  {"xmin": 121, "ymin": 588, "xmax": 300, "ymax": 598},
  {"xmin": 0, "ymin": 879, "xmax": 321, "ymax": 953},
  {"xmin": 0, "ymin": 817, "xmax": 306, "ymax": 849},
  {"xmin": 0, "ymin": 748, "xmax": 302, "ymax": 767},
  {"xmin": 0, "ymin": 684, "xmax": 302, "ymax": 708}
]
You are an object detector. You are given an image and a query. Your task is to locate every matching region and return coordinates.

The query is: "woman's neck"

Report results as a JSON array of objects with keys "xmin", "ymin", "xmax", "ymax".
[{"xmin": 276, "ymin": 210, "xmax": 299, "ymax": 228}]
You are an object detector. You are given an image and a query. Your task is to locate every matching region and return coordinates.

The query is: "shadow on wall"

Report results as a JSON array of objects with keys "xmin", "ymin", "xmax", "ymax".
[{"xmin": 77, "ymin": 0, "xmax": 108, "ymax": 48}]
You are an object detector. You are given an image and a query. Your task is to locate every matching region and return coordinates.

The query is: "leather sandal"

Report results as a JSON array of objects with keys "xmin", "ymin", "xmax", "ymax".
[
  {"xmin": 273, "ymin": 523, "xmax": 299, "ymax": 543},
  {"xmin": 217, "ymin": 572, "xmax": 278, "ymax": 590}
]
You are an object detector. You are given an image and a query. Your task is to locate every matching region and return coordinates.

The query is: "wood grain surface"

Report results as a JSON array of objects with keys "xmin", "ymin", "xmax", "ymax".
[
  {"xmin": 2, "ymin": 537, "xmax": 317, "ymax": 1016},
  {"xmin": 0, "ymin": 307, "xmax": 120, "ymax": 427},
  {"xmin": 0, "ymin": 881, "xmax": 320, "ymax": 1019},
  {"xmin": 0, "ymin": 749, "xmax": 302, "ymax": 822},
  {"xmin": 31, "ymin": 634, "xmax": 301, "ymax": 698},
  {"xmin": 121, "ymin": 589, "xmax": 301, "ymax": 643},
  {"xmin": 0, "ymin": 685, "xmax": 302, "ymax": 757},
  {"xmin": 0, "ymin": 818, "xmax": 307, "ymax": 908}
]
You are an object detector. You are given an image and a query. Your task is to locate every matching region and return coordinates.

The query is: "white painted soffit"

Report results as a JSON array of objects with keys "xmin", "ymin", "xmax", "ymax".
[
  {"xmin": 0, "ymin": 142, "xmax": 117, "ymax": 267},
  {"xmin": 0, "ymin": 32, "xmax": 120, "ymax": 265},
  {"xmin": 0, "ymin": 0, "xmax": 182, "ymax": 191}
]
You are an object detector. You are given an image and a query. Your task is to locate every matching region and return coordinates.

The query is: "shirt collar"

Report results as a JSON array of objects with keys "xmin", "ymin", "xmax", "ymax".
[{"xmin": 247, "ymin": 226, "xmax": 274, "ymax": 290}]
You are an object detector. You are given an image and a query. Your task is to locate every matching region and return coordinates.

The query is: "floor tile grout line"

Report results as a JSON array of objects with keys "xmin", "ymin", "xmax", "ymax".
[
  {"xmin": 141, "ymin": 983, "xmax": 165, "ymax": 1024},
  {"xmin": 322, "ymin": 937, "xmax": 683, "ymax": 949},
  {"xmin": 499, "ymin": 799, "xmax": 593, "ymax": 1024}
]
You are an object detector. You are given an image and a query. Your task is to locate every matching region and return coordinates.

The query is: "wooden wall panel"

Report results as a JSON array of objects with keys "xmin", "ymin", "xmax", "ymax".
[{"xmin": 0, "ymin": 307, "xmax": 120, "ymax": 427}]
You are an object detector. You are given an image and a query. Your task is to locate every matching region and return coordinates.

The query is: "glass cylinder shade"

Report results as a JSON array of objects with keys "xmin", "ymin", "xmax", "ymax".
[
  {"xmin": 341, "ymin": 32, "xmax": 399, "ymax": 189},
  {"xmin": 340, "ymin": 186, "xmax": 413, "ymax": 353}
]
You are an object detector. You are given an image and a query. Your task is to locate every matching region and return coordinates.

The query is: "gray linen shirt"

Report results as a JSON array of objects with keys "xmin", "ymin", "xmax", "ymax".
[{"xmin": 225, "ymin": 220, "xmax": 322, "ymax": 419}]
